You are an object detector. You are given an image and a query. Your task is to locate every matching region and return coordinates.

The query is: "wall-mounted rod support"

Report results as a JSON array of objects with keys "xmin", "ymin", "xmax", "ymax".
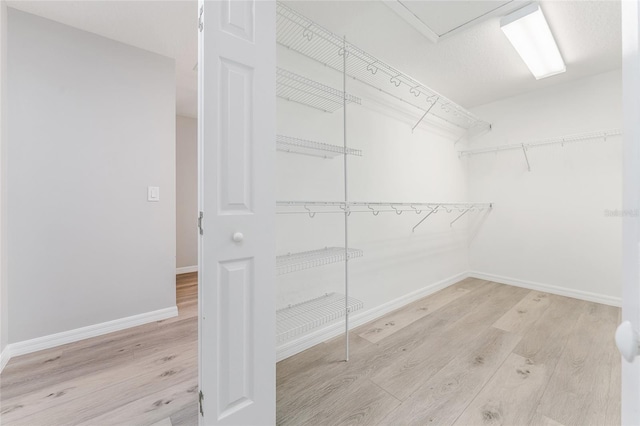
[
  {"xmin": 450, "ymin": 208, "xmax": 471, "ymax": 227},
  {"xmin": 411, "ymin": 97, "xmax": 439, "ymax": 133},
  {"xmin": 412, "ymin": 205, "xmax": 440, "ymax": 233},
  {"xmin": 522, "ymin": 144, "xmax": 531, "ymax": 172}
]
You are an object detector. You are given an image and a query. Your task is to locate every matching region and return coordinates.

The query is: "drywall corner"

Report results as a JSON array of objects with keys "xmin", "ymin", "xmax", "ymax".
[
  {"xmin": 0, "ymin": 0, "xmax": 8, "ymax": 356},
  {"xmin": 0, "ymin": 345, "xmax": 10, "ymax": 373}
]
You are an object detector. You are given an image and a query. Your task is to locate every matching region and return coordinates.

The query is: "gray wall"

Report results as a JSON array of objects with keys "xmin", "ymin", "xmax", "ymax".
[
  {"xmin": 1, "ymin": 0, "xmax": 8, "ymax": 353},
  {"xmin": 7, "ymin": 10, "xmax": 176, "ymax": 343},
  {"xmin": 176, "ymin": 116, "xmax": 198, "ymax": 269}
]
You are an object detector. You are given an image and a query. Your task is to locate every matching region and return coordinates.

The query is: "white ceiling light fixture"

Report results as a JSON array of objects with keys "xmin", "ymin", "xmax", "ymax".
[{"xmin": 501, "ymin": 3, "xmax": 566, "ymax": 80}]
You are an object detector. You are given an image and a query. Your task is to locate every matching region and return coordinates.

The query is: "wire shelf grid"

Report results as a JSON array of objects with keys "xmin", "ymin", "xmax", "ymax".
[
  {"xmin": 277, "ymin": 247, "xmax": 363, "ymax": 275},
  {"xmin": 276, "ymin": 2, "xmax": 489, "ymax": 131},
  {"xmin": 276, "ymin": 135, "xmax": 362, "ymax": 158},
  {"xmin": 277, "ymin": 67, "xmax": 361, "ymax": 113},
  {"xmin": 277, "ymin": 292, "xmax": 364, "ymax": 343}
]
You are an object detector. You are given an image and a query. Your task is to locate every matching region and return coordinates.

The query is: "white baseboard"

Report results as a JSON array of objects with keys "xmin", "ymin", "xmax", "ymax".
[
  {"xmin": 0, "ymin": 306, "xmax": 178, "ymax": 373},
  {"xmin": 2, "ymin": 270, "xmax": 618, "ymax": 371},
  {"xmin": 469, "ymin": 271, "xmax": 622, "ymax": 307},
  {"xmin": 276, "ymin": 271, "xmax": 469, "ymax": 361},
  {"xmin": 176, "ymin": 265, "xmax": 198, "ymax": 274}
]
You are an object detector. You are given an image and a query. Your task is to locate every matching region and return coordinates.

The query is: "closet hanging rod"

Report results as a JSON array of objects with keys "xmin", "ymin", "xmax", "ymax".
[
  {"xmin": 277, "ymin": 201, "xmax": 493, "ymax": 215},
  {"xmin": 348, "ymin": 202, "xmax": 492, "ymax": 213},
  {"xmin": 276, "ymin": 2, "xmax": 490, "ymax": 133},
  {"xmin": 277, "ymin": 201, "xmax": 346, "ymax": 207},
  {"xmin": 348, "ymin": 202, "xmax": 491, "ymax": 207},
  {"xmin": 277, "ymin": 201, "xmax": 493, "ymax": 207},
  {"xmin": 458, "ymin": 129, "xmax": 622, "ymax": 157}
]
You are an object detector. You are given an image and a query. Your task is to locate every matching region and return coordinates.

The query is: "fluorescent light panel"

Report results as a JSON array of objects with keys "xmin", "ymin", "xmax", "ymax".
[{"xmin": 501, "ymin": 3, "xmax": 565, "ymax": 80}]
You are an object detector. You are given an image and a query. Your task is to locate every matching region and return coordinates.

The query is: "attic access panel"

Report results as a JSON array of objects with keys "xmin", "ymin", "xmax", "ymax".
[{"xmin": 384, "ymin": 0, "xmax": 529, "ymax": 42}]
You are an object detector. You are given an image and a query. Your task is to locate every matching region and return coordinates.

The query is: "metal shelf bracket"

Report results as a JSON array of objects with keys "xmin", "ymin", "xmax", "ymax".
[
  {"xmin": 522, "ymin": 144, "xmax": 531, "ymax": 172},
  {"xmin": 450, "ymin": 207, "xmax": 472, "ymax": 227},
  {"xmin": 411, "ymin": 97, "xmax": 439, "ymax": 133},
  {"xmin": 412, "ymin": 205, "xmax": 440, "ymax": 233}
]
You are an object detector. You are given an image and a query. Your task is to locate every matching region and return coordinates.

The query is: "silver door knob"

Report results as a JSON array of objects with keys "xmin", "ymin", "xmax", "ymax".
[
  {"xmin": 232, "ymin": 232, "xmax": 244, "ymax": 242},
  {"xmin": 615, "ymin": 321, "xmax": 640, "ymax": 362}
]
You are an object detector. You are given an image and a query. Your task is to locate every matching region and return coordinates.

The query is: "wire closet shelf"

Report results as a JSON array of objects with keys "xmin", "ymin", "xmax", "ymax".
[
  {"xmin": 277, "ymin": 67, "xmax": 361, "ymax": 113},
  {"xmin": 277, "ymin": 201, "xmax": 492, "ymax": 215},
  {"xmin": 277, "ymin": 247, "xmax": 364, "ymax": 275},
  {"xmin": 276, "ymin": 2, "xmax": 490, "ymax": 132},
  {"xmin": 277, "ymin": 134, "xmax": 362, "ymax": 158},
  {"xmin": 277, "ymin": 201, "xmax": 493, "ymax": 232},
  {"xmin": 277, "ymin": 293, "xmax": 364, "ymax": 344}
]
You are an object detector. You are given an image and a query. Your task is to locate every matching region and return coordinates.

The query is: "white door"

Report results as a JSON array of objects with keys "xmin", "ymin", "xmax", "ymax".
[
  {"xmin": 197, "ymin": 0, "xmax": 276, "ymax": 425},
  {"xmin": 620, "ymin": 1, "xmax": 640, "ymax": 423}
]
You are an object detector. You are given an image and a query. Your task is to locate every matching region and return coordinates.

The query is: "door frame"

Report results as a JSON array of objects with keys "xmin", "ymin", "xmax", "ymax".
[{"xmin": 621, "ymin": 0, "xmax": 640, "ymax": 422}]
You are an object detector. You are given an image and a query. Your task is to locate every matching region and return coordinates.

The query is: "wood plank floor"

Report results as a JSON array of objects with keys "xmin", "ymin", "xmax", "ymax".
[
  {"xmin": 1, "ymin": 276, "xmax": 621, "ymax": 426},
  {"xmin": 277, "ymin": 278, "xmax": 621, "ymax": 426},
  {"xmin": 1, "ymin": 273, "xmax": 199, "ymax": 426}
]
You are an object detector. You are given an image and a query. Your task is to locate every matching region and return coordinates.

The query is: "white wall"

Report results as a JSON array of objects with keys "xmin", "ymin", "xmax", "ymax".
[
  {"xmin": 0, "ymin": 0, "xmax": 8, "ymax": 356},
  {"xmin": 276, "ymin": 48, "xmax": 470, "ymax": 325},
  {"xmin": 466, "ymin": 70, "xmax": 622, "ymax": 304},
  {"xmin": 176, "ymin": 115, "xmax": 197, "ymax": 270},
  {"xmin": 6, "ymin": 10, "xmax": 176, "ymax": 343}
]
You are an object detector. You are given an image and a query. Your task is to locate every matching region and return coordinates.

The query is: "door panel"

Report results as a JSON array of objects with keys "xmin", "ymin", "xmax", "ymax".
[
  {"xmin": 198, "ymin": 1, "xmax": 276, "ymax": 424},
  {"xmin": 219, "ymin": 59, "xmax": 253, "ymax": 213},
  {"xmin": 218, "ymin": 258, "xmax": 254, "ymax": 417}
]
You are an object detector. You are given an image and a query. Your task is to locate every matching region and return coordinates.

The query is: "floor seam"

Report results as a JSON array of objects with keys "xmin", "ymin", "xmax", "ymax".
[
  {"xmin": 448, "ymin": 336, "xmax": 515, "ymax": 425},
  {"xmin": 525, "ymin": 303, "xmax": 587, "ymax": 424},
  {"xmin": 367, "ymin": 378, "xmax": 403, "ymax": 403}
]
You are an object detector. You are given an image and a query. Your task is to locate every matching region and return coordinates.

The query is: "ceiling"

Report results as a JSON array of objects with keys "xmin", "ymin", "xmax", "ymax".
[
  {"xmin": 384, "ymin": 0, "xmax": 526, "ymax": 42},
  {"xmin": 6, "ymin": 0, "xmax": 621, "ymax": 117},
  {"xmin": 286, "ymin": 0, "xmax": 622, "ymax": 108},
  {"xmin": 402, "ymin": 1, "xmax": 515, "ymax": 36}
]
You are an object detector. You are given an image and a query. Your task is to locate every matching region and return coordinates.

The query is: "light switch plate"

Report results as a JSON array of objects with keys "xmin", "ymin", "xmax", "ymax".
[{"xmin": 147, "ymin": 186, "xmax": 160, "ymax": 202}]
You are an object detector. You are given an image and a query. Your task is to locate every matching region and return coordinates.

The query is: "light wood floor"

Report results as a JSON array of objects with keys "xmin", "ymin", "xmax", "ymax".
[
  {"xmin": 277, "ymin": 278, "xmax": 621, "ymax": 426},
  {"xmin": 0, "ymin": 273, "xmax": 199, "ymax": 426},
  {"xmin": 1, "ymin": 276, "xmax": 621, "ymax": 426}
]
